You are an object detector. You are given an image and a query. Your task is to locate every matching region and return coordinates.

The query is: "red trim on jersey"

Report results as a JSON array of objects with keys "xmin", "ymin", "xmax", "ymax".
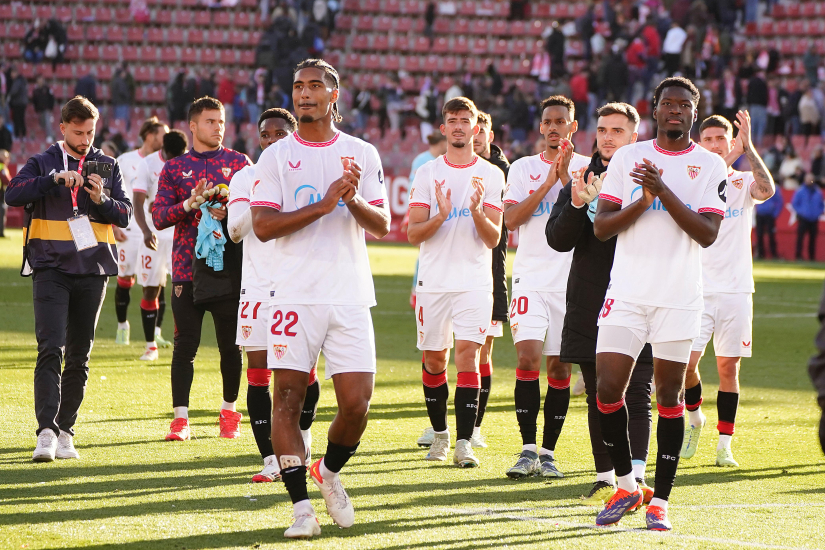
[
  {"xmin": 598, "ymin": 193, "xmax": 623, "ymax": 205},
  {"xmin": 247, "ymin": 368, "xmax": 272, "ymax": 387},
  {"xmin": 368, "ymin": 199, "xmax": 385, "ymax": 206},
  {"xmin": 503, "ymin": 199, "xmax": 519, "ymax": 204},
  {"xmin": 456, "ymin": 371, "xmax": 480, "ymax": 388},
  {"xmin": 657, "ymin": 402, "xmax": 685, "ymax": 419},
  {"xmin": 250, "ymin": 201, "xmax": 281, "ymax": 211},
  {"xmin": 597, "ymin": 396, "xmax": 625, "ymax": 414},
  {"xmin": 409, "ymin": 202, "xmax": 430, "ymax": 209},
  {"xmin": 698, "ymin": 207, "xmax": 724, "ymax": 216},
  {"xmin": 422, "ymin": 368, "xmax": 447, "ymax": 388},
  {"xmin": 539, "ymin": 151, "xmax": 554, "ymax": 165},
  {"xmin": 228, "ymin": 197, "xmax": 250, "ymax": 207},
  {"xmin": 294, "ymin": 131, "xmax": 340, "ymax": 148},
  {"xmin": 516, "ymin": 369, "xmax": 540, "ymax": 382},
  {"xmin": 653, "ymin": 140, "xmax": 696, "ymax": 156},
  {"xmin": 483, "ymin": 202, "xmax": 502, "ymax": 213},
  {"xmin": 442, "ymin": 154, "xmax": 479, "ymax": 169},
  {"xmin": 717, "ymin": 420, "xmax": 735, "ymax": 435},
  {"xmin": 547, "ymin": 375, "xmax": 572, "ymax": 390}
]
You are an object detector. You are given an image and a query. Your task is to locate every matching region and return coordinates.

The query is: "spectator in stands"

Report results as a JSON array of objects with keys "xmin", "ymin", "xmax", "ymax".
[
  {"xmin": 756, "ymin": 187, "xmax": 784, "ymax": 259},
  {"xmin": 409, "ymin": 132, "xmax": 446, "ymax": 182},
  {"xmin": 779, "ymin": 149, "xmax": 805, "ymax": 188},
  {"xmin": 100, "ymin": 141, "xmax": 121, "ymax": 159},
  {"xmin": 0, "ymin": 149, "xmax": 8, "ymax": 236},
  {"xmin": 183, "ymin": 71, "xmax": 199, "ymax": 115},
  {"xmin": 199, "ymin": 71, "xmax": 216, "ymax": 99},
  {"xmin": 423, "ymin": 2, "xmax": 436, "ymax": 47},
  {"xmin": 111, "ymin": 65, "xmax": 136, "ymax": 132},
  {"xmin": 793, "ymin": 177, "xmax": 824, "ymax": 261},
  {"xmin": 507, "ymin": 89, "xmax": 531, "ymax": 143},
  {"xmin": 748, "ymin": 70, "xmax": 769, "ymax": 147},
  {"xmin": 509, "ymin": 0, "xmax": 527, "ymax": 20},
  {"xmin": 570, "ymin": 69, "xmax": 589, "ymax": 131},
  {"xmin": 0, "ymin": 115, "xmax": 12, "ymax": 153},
  {"xmin": 216, "ymin": 73, "xmax": 235, "ymax": 130},
  {"xmin": 23, "ymin": 20, "xmax": 47, "ymax": 64},
  {"xmin": 43, "ymin": 19, "xmax": 67, "ymax": 70},
  {"xmin": 599, "ymin": 43, "xmax": 628, "ymax": 103},
  {"xmin": 266, "ymin": 82, "xmax": 289, "ymax": 110},
  {"xmin": 167, "ymin": 70, "xmax": 187, "ymax": 128},
  {"xmin": 800, "ymin": 87, "xmax": 821, "ymax": 148},
  {"xmin": 247, "ymin": 69, "xmax": 268, "ymax": 129},
  {"xmin": 545, "ymin": 22, "xmax": 566, "ymax": 77},
  {"xmin": 662, "ymin": 21, "xmax": 687, "ymax": 76},
  {"xmin": 811, "ymin": 147, "xmax": 825, "ymax": 184},
  {"xmin": 625, "ymin": 37, "xmax": 647, "ymax": 105},
  {"xmin": 782, "ymin": 78, "xmax": 802, "ymax": 137},
  {"xmin": 75, "ymin": 70, "xmax": 98, "ymax": 104},
  {"xmin": 804, "ymin": 44, "xmax": 820, "ymax": 87},
  {"xmin": 7, "ymin": 67, "xmax": 28, "ymax": 140},
  {"xmin": 93, "ymin": 127, "xmax": 111, "ymax": 150},
  {"xmin": 32, "ymin": 76, "xmax": 55, "ymax": 142},
  {"xmin": 714, "ymin": 68, "xmax": 741, "ymax": 124},
  {"xmin": 766, "ymin": 76, "xmax": 784, "ymax": 139}
]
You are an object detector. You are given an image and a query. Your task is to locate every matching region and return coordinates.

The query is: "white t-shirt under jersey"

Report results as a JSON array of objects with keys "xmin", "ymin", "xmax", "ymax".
[
  {"xmin": 409, "ymin": 154, "xmax": 505, "ymax": 293},
  {"xmin": 504, "ymin": 151, "xmax": 590, "ymax": 292},
  {"xmin": 228, "ymin": 164, "xmax": 274, "ymax": 301},
  {"xmin": 702, "ymin": 169, "xmax": 760, "ymax": 294},
  {"xmin": 598, "ymin": 139, "xmax": 728, "ymax": 310},
  {"xmin": 251, "ymin": 131, "xmax": 388, "ymax": 306},
  {"xmin": 116, "ymin": 148, "xmax": 147, "ymax": 231},
  {"xmin": 132, "ymin": 150, "xmax": 174, "ymax": 239}
]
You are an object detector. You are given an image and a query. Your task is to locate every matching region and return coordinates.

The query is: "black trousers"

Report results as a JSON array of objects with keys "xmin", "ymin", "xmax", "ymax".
[
  {"xmin": 32, "ymin": 269, "xmax": 107, "ymax": 436},
  {"xmin": 169, "ymin": 281, "xmax": 242, "ymax": 408},
  {"xmin": 755, "ymin": 214, "xmax": 778, "ymax": 258},
  {"xmin": 581, "ymin": 360, "xmax": 653, "ymax": 473},
  {"xmin": 11, "ymin": 104, "xmax": 26, "ymax": 137},
  {"xmin": 796, "ymin": 218, "xmax": 818, "ymax": 260}
]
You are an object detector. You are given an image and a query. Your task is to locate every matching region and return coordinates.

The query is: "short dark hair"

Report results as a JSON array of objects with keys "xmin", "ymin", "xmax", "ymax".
[
  {"xmin": 442, "ymin": 96, "xmax": 478, "ymax": 122},
  {"xmin": 259, "ymin": 108, "xmax": 297, "ymax": 132},
  {"xmin": 426, "ymin": 131, "xmax": 446, "ymax": 146},
  {"xmin": 188, "ymin": 96, "xmax": 224, "ymax": 121},
  {"xmin": 163, "ymin": 129, "xmax": 189, "ymax": 159},
  {"xmin": 597, "ymin": 102, "xmax": 640, "ymax": 130},
  {"xmin": 476, "ymin": 111, "xmax": 492, "ymax": 128},
  {"xmin": 293, "ymin": 58, "xmax": 342, "ymax": 122},
  {"xmin": 139, "ymin": 116, "xmax": 167, "ymax": 142},
  {"xmin": 540, "ymin": 95, "xmax": 575, "ymax": 120},
  {"xmin": 653, "ymin": 76, "xmax": 700, "ymax": 109},
  {"xmin": 699, "ymin": 114, "xmax": 733, "ymax": 135},
  {"xmin": 61, "ymin": 96, "xmax": 99, "ymax": 124}
]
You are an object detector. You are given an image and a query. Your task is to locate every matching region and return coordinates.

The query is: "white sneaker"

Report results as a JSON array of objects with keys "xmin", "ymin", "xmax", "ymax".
[
  {"xmin": 56, "ymin": 430, "xmax": 80, "ymax": 459},
  {"xmin": 283, "ymin": 513, "xmax": 321, "ymax": 539},
  {"xmin": 139, "ymin": 345, "xmax": 159, "ymax": 361},
  {"xmin": 417, "ymin": 426, "xmax": 435, "ymax": 447},
  {"xmin": 252, "ymin": 455, "xmax": 280, "ymax": 482},
  {"xmin": 572, "ymin": 372, "xmax": 586, "ymax": 396},
  {"xmin": 453, "ymin": 439, "xmax": 479, "ymax": 468},
  {"xmin": 33, "ymin": 429, "xmax": 57, "ymax": 462},
  {"xmin": 302, "ymin": 429, "xmax": 312, "ymax": 466},
  {"xmin": 425, "ymin": 431, "xmax": 450, "ymax": 461},
  {"xmin": 470, "ymin": 427, "xmax": 487, "ymax": 448},
  {"xmin": 309, "ymin": 460, "xmax": 355, "ymax": 528}
]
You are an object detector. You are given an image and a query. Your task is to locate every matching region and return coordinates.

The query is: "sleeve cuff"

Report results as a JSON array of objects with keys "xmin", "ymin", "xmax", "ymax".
[
  {"xmin": 483, "ymin": 202, "xmax": 503, "ymax": 213},
  {"xmin": 409, "ymin": 202, "xmax": 430, "ymax": 209},
  {"xmin": 598, "ymin": 193, "xmax": 622, "ymax": 205},
  {"xmin": 250, "ymin": 200, "xmax": 281, "ymax": 211}
]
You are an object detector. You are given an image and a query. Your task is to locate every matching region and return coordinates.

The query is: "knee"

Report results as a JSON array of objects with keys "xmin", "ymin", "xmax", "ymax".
[
  {"xmin": 272, "ymin": 384, "xmax": 305, "ymax": 416},
  {"xmin": 516, "ymin": 352, "xmax": 540, "ymax": 372},
  {"xmin": 424, "ymin": 355, "xmax": 447, "ymax": 374},
  {"xmin": 717, "ymin": 360, "xmax": 740, "ymax": 383},
  {"xmin": 547, "ymin": 358, "xmax": 572, "ymax": 380},
  {"xmin": 339, "ymin": 397, "xmax": 370, "ymax": 424},
  {"xmin": 596, "ymin": 377, "xmax": 625, "ymax": 404},
  {"xmin": 654, "ymin": 385, "xmax": 683, "ymax": 408}
]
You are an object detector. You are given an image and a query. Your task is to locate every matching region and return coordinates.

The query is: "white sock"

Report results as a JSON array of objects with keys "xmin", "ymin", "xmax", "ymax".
[
  {"xmin": 473, "ymin": 426, "xmax": 481, "ymax": 435},
  {"xmin": 596, "ymin": 470, "xmax": 615, "ymax": 485},
  {"xmin": 434, "ymin": 429, "xmax": 449, "ymax": 435},
  {"xmin": 221, "ymin": 400, "xmax": 236, "ymax": 412},
  {"xmin": 319, "ymin": 458, "xmax": 337, "ymax": 480},
  {"xmin": 173, "ymin": 406, "xmax": 188, "ymax": 419},
  {"xmin": 616, "ymin": 472, "xmax": 637, "ymax": 493},
  {"xmin": 118, "ymin": 321, "xmax": 129, "ymax": 330},
  {"xmin": 293, "ymin": 499, "xmax": 315, "ymax": 517},
  {"xmin": 717, "ymin": 434, "xmax": 732, "ymax": 451},
  {"xmin": 146, "ymin": 341, "xmax": 157, "ymax": 349},
  {"xmin": 522, "ymin": 443, "xmax": 537, "ymax": 453},
  {"xmin": 155, "ymin": 326, "xmax": 163, "ymax": 336},
  {"xmin": 632, "ymin": 460, "xmax": 646, "ymax": 480},
  {"xmin": 688, "ymin": 406, "xmax": 705, "ymax": 427},
  {"xmin": 538, "ymin": 447, "xmax": 554, "ymax": 459},
  {"xmin": 649, "ymin": 497, "xmax": 668, "ymax": 510}
]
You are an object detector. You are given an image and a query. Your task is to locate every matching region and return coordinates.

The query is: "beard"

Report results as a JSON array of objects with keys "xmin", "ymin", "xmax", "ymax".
[
  {"xmin": 299, "ymin": 114, "xmax": 316, "ymax": 123},
  {"xmin": 451, "ymin": 140, "xmax": 466, "ymax": 148},
  {"xmin": 66, "ymin": 141, "xmax": 88, "ymax": 157},
  {"xmin": 665, "ymin": 129, "xmax": 685, "ymax": 140}
]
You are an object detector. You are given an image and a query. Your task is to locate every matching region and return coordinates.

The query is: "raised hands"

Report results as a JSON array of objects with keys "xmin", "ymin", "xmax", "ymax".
[
  {"xmin": 572, "ymin": 168, "xmax": 602, "ymax": 207},
  {"xmin": 631, "ymin": 158, "xmax": 665, "ymax": 205},
  {"xmin": 435, "ymin": 181, "xmax": 452, "ymax": 219}
]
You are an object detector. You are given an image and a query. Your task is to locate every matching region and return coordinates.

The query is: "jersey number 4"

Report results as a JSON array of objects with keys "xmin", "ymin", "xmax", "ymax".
[{"xmin": 271, "ymin": 310, "xmax": 298, "ymax": 336}]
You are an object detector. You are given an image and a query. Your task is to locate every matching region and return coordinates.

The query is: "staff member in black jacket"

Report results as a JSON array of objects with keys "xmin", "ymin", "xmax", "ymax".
[
  {"xmin": 6, "ymin": 96, "xmax": 132, "ymax": 462},
  {"xmin": 545, "ymin": 103, "xmax": 655, "ymax": 504}
]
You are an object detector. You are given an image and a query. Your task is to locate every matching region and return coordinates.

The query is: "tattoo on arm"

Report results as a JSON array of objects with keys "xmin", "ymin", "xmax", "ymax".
[{"xmin": 746, "ymin": 147, "xmax": 775, "ymax": 198}]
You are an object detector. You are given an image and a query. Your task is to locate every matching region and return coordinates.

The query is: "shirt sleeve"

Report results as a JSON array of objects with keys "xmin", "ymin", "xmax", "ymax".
[
  {"xmin": 228, "ymin": 169, "xmax": 253, "ymax": 242},
  {"xmin": 152, "ymin": 162, "xmax": 188, "ymax": 230},
  {"xmin": 483, "ymin": 166, "xmax": 505, "ymax": 212},
  {"xmin": 132, "ymin": 159, "xmax": 149, "ymax": 195},
  {"xmin": 360, "ymin": 144, "xmax": 388, "ymax": 206},
  {"xmin": 250, "ymin": 146, "xmax": 283, "ymax": 211},
  {"xmin": 408, "ymin": 163, "xmax": 431, "ymax": 209},
  {"xmin": 598, "ymin": 150, "xmax": 624, "ymax": 206},
  {"xmin": 698, "ymin": 155, "xmax": 728, "ymax": 216},
  {"xmin": 502, "ymin": 161, "xmax": 526, "ymax": 204}
]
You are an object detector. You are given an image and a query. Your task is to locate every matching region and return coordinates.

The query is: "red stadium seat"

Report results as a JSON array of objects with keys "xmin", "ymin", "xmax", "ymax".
[
  {"xmin": 174, "ymin": 10, "xmax": 193, "ymax": 25},
  {"xmin": 363, "ymin": 0, "xmax": 381, "ymax": 12},
  {"xmin": 352, "ymin": 35, "xmax": 370, "ymax": 50},
  {"xmin": 235, "ymin": 11, "xmax": 253, "ymax": 27},
  {"xmin": 402, "ymin": 55, "xmax": 422, "ymax": 71},
  {"xmin": 55, "ymin": 6, "xmax": 73, "ymax": 22},
  {"xmin": 0, "ymin": 3, "xmax": 12, "ymax": 20},
  {"xmin": 337, "ymin": 15, "xmax": 353, "ymax": 30},
  {"xmin": 96, "ymin": 64, "xmax": 113, "ymax": 81},
  {"xmin": 7, "ymin": 23, "xmax": 27, "ymax": 40},
  {"xmin": 15, "ymin": 5, "xmax": 35, "ymax": 21},
  {"xmin": 161, "ymin": 46, "xmax": 178, "ymax": 62},
  {"xmin": 790, "ymin": 20, "xmax": 805, "ymax": 36},
  {"xmin": 213, "ymin": 11, "xmax": 232, "ymax": 26},
  {"xmin": 454, "ymin": 36, "xmax": 469, "ymax": 54},
  {"xmin": 135, "ymin": 66, "xmax": 153, "ymax": 82},
  {"xmin": 412, "ymin": 36, "xmax": 430, "ymax": 52},
  {"xmin": 194, "ymin": 11, "xmax": 211, "ymax": 26},
  {"xmin": 64, "ymin": 44, "xmax": 81, "ymax": 61},
  {"xmin": 459, "ymin": 1, "xmax": 477, "ymax": 16},
  {"xmin": 154, "ymin": 10, "xmax": 173, "ymax": 25},
  {"xmin": 385, "ymin": 0, "xmax": 402, "ymax": 14},
  {"xmin": 785, "ymin": 3, "xmax": 800, "ymax": 17},
  {"xmin": 357, "ymin": 15, "xmax": 374, "ymax": 30},
  {"xmin": 122, "ymin": 45, "xmax": 139, "ymax": 61},
  {"xmin": 95, "ymin": 7, "xmax": 113, "ymax": 22},
  {"xmin": 375, "ymin": 15, "xmax": 393, "ymax": 31},
  {"xmin": 394, "ymin": 35, "xmax": 411, "ymax": 51},
  {"xmin": 511, "ymin": 39, "xmax": 528, "ymax": 55},
  {"xmin": 422, "ymin": 55, "xmax": 439, "ymax": 72},
  {"xmin": 114, "ymin": 8, "xmax": 132, "ymax": 24},
  {"xmin": 239, "ymin": 50, "xmax": 255, "ymax": 65},
  {"xmin": 83, "ymin": 45, "xmax": 101, "ymax": 61},
  {"xmin": 433, "ymin": 37, "xmax": 450, "ymax": 53},
  {"xmin": 147, "ymin": 86, "xmax": 165, "ymax": 103},
  {"xmin": 394, "ymin": 17, "xmax": 413, "ymax": 32},
  {"xmin": 219, "ymin": 49, "xmax": 237, "ymax": 64},
  {"xmin": 329, "ymin": 34, "xmax": 347, "ymax": 49},
  {"xmin": 182, "ymin": 46, "xmax": 197, "ymax": 61},
  {"xmin": 373, "ymin": 34, "xmax": 390, "ymax": 50},
  {"xmin": 56, "ymin": 64, "xmax": 74, "ymax": 79},
  {"xmin": 345, "ymin": 53, "xmax": 362, "ymax": 68},
  {"xmin": 147, "ymin": 27, "xmax": 164, "ymax": 43},
  {"xmin": 155, "ymin": 66, "xmax": 170, "ymax": 83},
  {"xmin": 3, "ymin": 42, "xmax": 21, "ymax": 59},
  {"xmin": 101, "ymin": 45, "xmax": 120, "ymax": 61},
  {"xmin": 364, "ymin": 54, "xmax": 381, "ymax": 69},
  {"xmin": 528, "ymin": 20, "xmax": 545, "ymax": 37},
  {"xmin": 454, "ymin": 19, "xmax": 470, "ymax": 34},
  {"xmin": 126, "ymin": 26, "xmax": 144, "ymax": 42},
  {"xmin": 142, "ymin": 45, "xmax": 160, "ymax": 61},
  {"xmin": 470, "ymin": 20, "xmax": 491, "ymax": 35},
  {"xmin": 201, "ymin": 48, "xmax": 216, "ymax": 64},
  {"xmin": 75, "ymin": 6, "xmax": 94, "ymax": 21},
  {"xmin": 433, "ymin": 19, "xmax": 451, "ymax": 33},
  {"xmin": 385, "ymin": 54, "xmax": 401, "ymax": 70},
  {"xmin": 510, "ymin": 21, "xmax": 527, "ymax": 36},
  {"xmin": 472, "ymin": 38, "xmax": 489, "ymax": 54},
  {"xmin": 208, "ymin": 30, "xmax": 225, "ymax": 44},
  {"xmin": 533, "ymin": 4, "xmax": 551, "ymax": 17},
  {"xmin": 228, "ymin": 30, "xmax": 245, "ymax": 46}
]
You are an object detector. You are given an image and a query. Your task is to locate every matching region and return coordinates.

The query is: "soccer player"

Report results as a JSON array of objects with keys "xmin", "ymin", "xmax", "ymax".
[
  {"xmin": 227, "ymin": 108, "xmax": 320, "ymax": 483},
  {"xmin": 502, "ymin": 96, "xmax": 589, "ymax": 479},
  {"xmin": 152, "ymin": 97, "xmax": 251, "ymax": 441},
  {"xmin": 114, "ymin": 117, "xmax": 168, "ymax": 345},
  {"xmin": 546, "ymin": 103, "xmax": 656, "ymax": 504},
  {"xmin": 251, "ymin": 59, "xmax": 390, "ymax": 538},
  {"xmin": 681, "ymin": 111, "xmax": 775, "ymax": 467},
  {"xmin": 592, "ymin": 77, "xmax": 728, "ymax": 530},
  {"xmin": 408, "ymin": 96, "xmax": 505, "ymax": 469},
  {"xmin": 810, "ymin": 281, "xmax": 825, "ymax": 454}
]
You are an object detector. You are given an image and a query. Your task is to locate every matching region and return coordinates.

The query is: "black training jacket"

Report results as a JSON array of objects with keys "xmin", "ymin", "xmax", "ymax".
[{"xmin": 483, "ymin": 144, "xmax": 510, "ymax": 323}]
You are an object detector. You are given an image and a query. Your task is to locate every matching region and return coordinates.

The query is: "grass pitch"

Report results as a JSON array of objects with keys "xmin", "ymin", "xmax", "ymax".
[{"xmin": 0, "ymin": 229, "xmax": 823, "ymax": 549}]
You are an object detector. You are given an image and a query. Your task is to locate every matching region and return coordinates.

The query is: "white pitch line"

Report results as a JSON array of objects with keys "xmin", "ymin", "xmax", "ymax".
[{"xmin": 442, "ymin": 508, "xmax": 823, "ymax": 550}]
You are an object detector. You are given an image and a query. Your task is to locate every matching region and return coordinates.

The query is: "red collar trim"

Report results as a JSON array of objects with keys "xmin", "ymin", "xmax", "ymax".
[
  {"xmin": 443, "ymin": 154, "xmax": 479, "ymax": 169},
  {"xmin": 540, "ymin": 151, "xmax": 554, "ymax": 165},
  {"xmin": 294, "ymin": 132, "xmax": 340, "ymax": 148},
  {"xmin": 653, "ymin": 140, "xmax": 696, "ymax": 156}
]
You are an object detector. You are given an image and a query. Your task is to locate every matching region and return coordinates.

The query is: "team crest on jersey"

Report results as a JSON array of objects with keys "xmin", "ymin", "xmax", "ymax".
[
  {"xmin": 222, "ymin": 167, "xmax": 232, "ymax": 178},
  {"xmin": 687, "ymin": 166, "xmax": 701, "ymax": 180},
  {"xmin": 340, "ymin": 156, "xmax": 355, "ymax": 167},
  {"xmin": 241, "ymin": 326, "xmax": 252, "ymax": 340},
  {"xmin": 511, "ymin": 323, "xmax": 519, "ymax": 336},
  {"xmin": 174, "ymin": 285, "xmax": 183, "ymax": 297},
  {"xmin": 418, "ymin": 331, "xmax": 424, "ymax": 344},
  {"xmin": 141, "ymin": 273, "xmax": 148, "ymax": 283},
  {"xmin": 182, "ymin": 170, "xmax": 193, "ymax": 178},
  {"xmin": 288, "ymin": 161, "xmax": 302, "ymax": 171},
  {"xmin": 530, "ymin": 174, "xmax": 541, "ymax": 181},
  {"xmin": 471, "ymin": 176, "xmax": 484, "ymax": 192},
  {"xmin": 272, "ymin": 344, "xmax": 287, "ymax": 360},
  {"xmin": 731, "ymin": 178, "xmax": 743, "ymax": 190}
]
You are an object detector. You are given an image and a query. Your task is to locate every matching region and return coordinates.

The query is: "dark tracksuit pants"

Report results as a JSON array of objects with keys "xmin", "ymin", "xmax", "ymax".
[
  {"xmin": 809, "ymin": 280, "xmax": 825, "ymax": 453},
  {"xmin": 32, "ymin": 269, "xmax": 108, "ymax": 436}
]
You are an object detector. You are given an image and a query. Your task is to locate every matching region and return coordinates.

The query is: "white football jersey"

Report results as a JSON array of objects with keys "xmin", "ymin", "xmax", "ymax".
[
  {"xmin": 409, "ymin": 154, "xmax": 505, "ymax": 293},
  {"xmin": 702, "ymin": 169, "xmax": 759, "ymax": 294},
  {"xmin": 116, "ymin": 149, "xmax": 146, "ymax": 231},
  {"xmin": 228, "ymin": 164, "xmax": 273, "ymax": 301},
  {"xmin": 504, "ymin": 151, "xmax": 590, "ymax": 292},
  {"xmin": 599, "ymin": 139, "xmax": 728, "ymax": 310},
  {"xmin": 133, "ymin": 150, "xmax": 174, "ymax": 239},
  {"xmin": 251, "ymin": 131, "xmax": 388, "ymax": 306}
]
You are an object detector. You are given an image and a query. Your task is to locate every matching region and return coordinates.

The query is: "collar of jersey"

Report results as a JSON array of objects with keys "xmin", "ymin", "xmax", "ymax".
[
  {"xmin": 539, "ymin": 151, "xmax": 554, "ymax": 165},
  {"xmin": 653, "ymin": 140, "xmax": 696, "ymax": 156},
  {"xmin": 442, "ymin": 154, "xmax": 478, "ymax": 169},
  {"xmin": 294, "ymin": 131, "xmax": 340, "ymax": 148},
  {"xmin": 190, "ymin": 146, "xmax": 224, "ymax": 160}
]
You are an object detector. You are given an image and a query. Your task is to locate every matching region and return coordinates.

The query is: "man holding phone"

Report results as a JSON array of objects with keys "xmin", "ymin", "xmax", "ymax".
[{"xmin": 5, "ymin": 96, "xmax": 132, "ymax": 462}]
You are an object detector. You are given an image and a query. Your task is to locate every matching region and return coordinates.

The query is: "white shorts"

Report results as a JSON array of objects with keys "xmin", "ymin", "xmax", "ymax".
[
  {"xmin": 267, "ymin": 303, "xmax": 377, "ymax": 379},
  {"xmin": 415, "ymin": 290, "xmax": 493, "ymax": 350},
  {"xmin": 597, "ymin": 297, "xmax": 701, "ymax": 344},
  {"xmin": 236, "ymin": 298, "xmax": 270, "ymax": 348},
  {"xmin": 137, "ymin": 237, "xmax": 173, "ymax": 287},
  {"xmin": 116, "ymin": 228, "xmax": 141, "ymax": 278},
  {"xmin": 692, "ymin": 293, "xmax": 753, "ymax": 358},
  {"xmin": 488, "ymin": 319, "xmax": 504, "ymax": 338},
  {"xmin": 509, "ymin": 290, "xmax": 565, "ymax": 356}
]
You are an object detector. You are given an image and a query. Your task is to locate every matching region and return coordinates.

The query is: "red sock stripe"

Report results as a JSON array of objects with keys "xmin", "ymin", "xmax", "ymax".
[
  {"xmin": 117, "ymin": 276, "xmax": 134, "ymax": 288},
  {"xmin": 247, "ymin": 368, "xmax": 271, "ymax": 387},
  {"xmin": 140, "ymin": 298, "xmax": 159, "ymax": 311},
  {"xmin": 308, "ymin": 366, "xmax": 318, "ymax": 386},
  {"xmin": 717, "ymin": 420, "xmax": 735, "ymax": 436},
  {"xmin": 479, "ymin": 363, "xmax": 492, "ymax": 377},
  {"xmin": 657, "ymin": 402, "xmax": 685, "ymax": 419},
  {"xmin": 516, "ymin": 369, "xmax": 540, "ymax": 382},
  {"xmin": 597, "ymin": 396, "xmax": 625, "ymax": 414},
  {"xmin": 685, "ymin": 397, "xmax": 703, "ymax": 411},
  {"xmin": 456, "ymin": 371, "xmax": 480, "ymax": 388},
  {"xmin": 547, "ymin": 375, "xmax": 572, "ymax": 390},
  {"xmin": 422, "ymin": 368, "xmax": 447, "ymax": 388}
]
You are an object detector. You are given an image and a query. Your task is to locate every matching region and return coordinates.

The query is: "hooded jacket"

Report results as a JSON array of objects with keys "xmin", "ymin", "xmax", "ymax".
[
  {"xmin": 6, "ymin": 143, "xmax": 132, "ymax": 276},
  {"xmin": 483, "ymin": 144, "xmax": 510, "ymax": 322}
]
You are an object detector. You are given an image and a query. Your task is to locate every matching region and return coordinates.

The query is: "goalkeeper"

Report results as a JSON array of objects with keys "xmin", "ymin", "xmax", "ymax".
[{"xmin": 544, "ymin": 103, "xmax": 657, "ymax": 505}]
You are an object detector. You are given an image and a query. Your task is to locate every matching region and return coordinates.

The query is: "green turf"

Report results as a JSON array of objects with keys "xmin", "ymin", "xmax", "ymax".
[{"xmin": 0, "ymin": 228, "xmax": 823, "ymax": 549}]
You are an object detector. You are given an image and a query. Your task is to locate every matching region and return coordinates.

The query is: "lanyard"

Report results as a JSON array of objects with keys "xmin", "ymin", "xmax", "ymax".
[{"xmin": 59, "ymin": 141, "xmax": 86, "ymax": 215}]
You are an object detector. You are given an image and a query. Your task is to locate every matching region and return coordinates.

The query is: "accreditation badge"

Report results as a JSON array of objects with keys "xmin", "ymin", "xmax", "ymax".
[{"xmin": 67, "ymin": 215, "xmax": 97, "ymax": 251}]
